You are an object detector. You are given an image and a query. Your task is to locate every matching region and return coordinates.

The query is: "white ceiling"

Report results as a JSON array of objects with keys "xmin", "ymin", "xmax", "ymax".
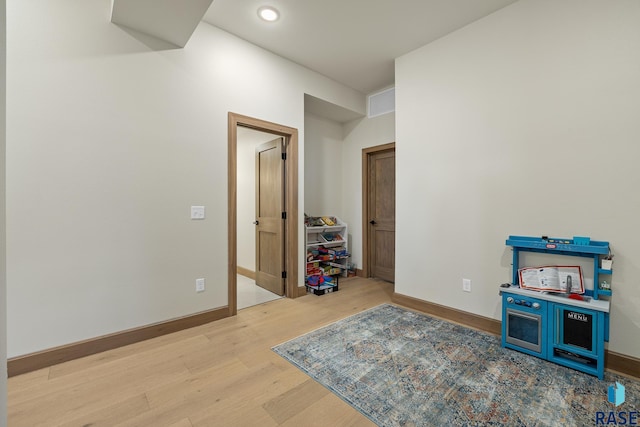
[
  {"xmin": 203, "ymin": 0, "xmax": 519, "ymax": 94},
  {"xmin": 109, "ymin": 0, "xmax": 518, "ymax": 121},
  {"xmin": 111, "ymin": 0, "xmax": 214, "ymax": 47}
]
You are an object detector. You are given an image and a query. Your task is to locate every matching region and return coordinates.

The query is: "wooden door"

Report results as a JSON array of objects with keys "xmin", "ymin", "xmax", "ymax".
[
  {"xmin": 367, "ymin": 148, "xmax": 395, "ymax": 282},
  {"xmin": 255, "ymin": 138, "xmax": 285, "ymax": 295}
]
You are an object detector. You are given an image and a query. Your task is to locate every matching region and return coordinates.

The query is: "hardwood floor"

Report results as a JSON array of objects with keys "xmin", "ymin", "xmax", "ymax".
[{"xmin": 8, "ymin": 277, "xmax": 393, "ymax": 426}]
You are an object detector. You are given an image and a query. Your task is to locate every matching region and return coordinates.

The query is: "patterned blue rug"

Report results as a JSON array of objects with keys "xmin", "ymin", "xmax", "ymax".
[{"xmin": 272, "ymin": 304, "xmax": 639, "ymax": 426}]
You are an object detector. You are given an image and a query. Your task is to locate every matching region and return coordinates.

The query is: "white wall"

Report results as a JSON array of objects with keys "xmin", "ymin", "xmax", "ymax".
[
  {"xmin": 396, "ymin": 0, "xmax": 640, "ymax": 358},
  {"xmin": 342, "ymin": 113, "xmax": 396, "ymax": 269},
  {"xmin": 304, "ymin": 113, "xmax": 344, "ymax": 216},
  {"xmin": 237, "ymin": 129, "xmax": 256, "ymax": 273},
  {"xmin": 6, "ymin": 0, "xmax": 365, "ymax": 357},
  {"xmin": 1, "ymin": 0, "xmax": 7, "ymax": 422}
]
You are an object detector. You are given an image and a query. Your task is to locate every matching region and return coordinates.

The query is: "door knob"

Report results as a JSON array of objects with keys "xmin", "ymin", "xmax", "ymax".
[
  {"xmin": 253, "ymin": 220, "xmax": 259, "ymax": 225},
  {"xmin": 369, "ymin": 220, "xmax": 376, "ymax": 225}
]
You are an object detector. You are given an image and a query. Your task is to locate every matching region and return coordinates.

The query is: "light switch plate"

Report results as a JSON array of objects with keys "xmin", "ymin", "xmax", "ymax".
[
  {"xmin": 196, "ymin": 278, "xmax": 205, "ymax": 292},
  {"xmin": 191, "ymin": 206, "xmax": 205, "ymax": 219}
]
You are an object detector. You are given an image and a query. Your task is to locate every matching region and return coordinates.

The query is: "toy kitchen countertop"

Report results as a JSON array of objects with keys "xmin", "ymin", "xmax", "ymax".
[{"xmin": 499, "ymin": 285, "xmax": 610, "ymax": 313}]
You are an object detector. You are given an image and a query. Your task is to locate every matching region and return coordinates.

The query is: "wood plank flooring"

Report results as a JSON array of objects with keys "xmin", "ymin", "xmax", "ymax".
[{"xmin": 8, "ymin": 277, "xmax": 393, "ymax": 426}]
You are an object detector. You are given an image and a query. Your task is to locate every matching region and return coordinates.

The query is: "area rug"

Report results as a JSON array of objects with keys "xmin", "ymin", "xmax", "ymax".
[{"xmin": 272, "ymin": 304, "xmax": 639, "ymax": 426}]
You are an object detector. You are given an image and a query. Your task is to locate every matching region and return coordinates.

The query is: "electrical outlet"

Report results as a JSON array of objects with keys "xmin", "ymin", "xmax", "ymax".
[
  {"xmin": 196, "ymin": 278, "xmax": 205, "ymax": 293},
  {"xmin": 463, "ymin": 278, "xmax": 471, "ymax": 292}
]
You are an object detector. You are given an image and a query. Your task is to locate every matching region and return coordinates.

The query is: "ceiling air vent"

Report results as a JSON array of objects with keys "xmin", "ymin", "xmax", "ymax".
[{"xmin": 367, "ymin": 87, "xmax": 395, "ymax": 118}]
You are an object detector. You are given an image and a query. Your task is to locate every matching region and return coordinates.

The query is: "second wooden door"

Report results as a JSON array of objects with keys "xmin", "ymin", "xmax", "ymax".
[{"xmin": 367, "ymin": 148, "xmax": 395, "ymax": 282}]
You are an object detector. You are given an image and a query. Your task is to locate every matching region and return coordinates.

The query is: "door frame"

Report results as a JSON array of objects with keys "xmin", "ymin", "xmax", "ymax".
[
  {"xmin": 361, "ymin": 142, "xmax": 395, "ymax": 278},
  {"xmin": 228, "ymin": 112, "xmax": 299, "ymax": 316}
]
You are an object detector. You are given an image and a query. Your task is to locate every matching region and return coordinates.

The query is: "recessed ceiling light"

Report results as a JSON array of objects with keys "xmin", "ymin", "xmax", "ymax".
[{"xmin": 258, "ymin": 6, "xmax": 280, "ymax": 22}]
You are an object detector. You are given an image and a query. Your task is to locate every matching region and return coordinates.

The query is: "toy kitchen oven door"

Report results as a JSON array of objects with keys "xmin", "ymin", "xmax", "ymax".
[
  {"xmin": 548, "ymin": 304, "xmax": 600, "ymax": 368},
  {"xmin": 501, "ymin": 293, "xmax": 548, "ymax": 358}
]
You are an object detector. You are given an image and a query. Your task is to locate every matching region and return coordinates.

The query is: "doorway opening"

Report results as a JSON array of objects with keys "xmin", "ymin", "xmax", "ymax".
[
  {"xmin": 228, "ymin": 113, "xmax": 299, "ymax": 316},
  {"xmin": 237, "ymin": 130, "xmax": 285, "ymax": 309},
  {"xmin": 362, "ymin": 142, "xmax": 396, "ymax": 282}
]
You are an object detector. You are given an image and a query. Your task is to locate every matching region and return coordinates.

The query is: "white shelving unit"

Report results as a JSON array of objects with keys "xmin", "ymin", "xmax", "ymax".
[{"xmin": 305, "ymin": 216, "xmax": 349, "ymax": 294}]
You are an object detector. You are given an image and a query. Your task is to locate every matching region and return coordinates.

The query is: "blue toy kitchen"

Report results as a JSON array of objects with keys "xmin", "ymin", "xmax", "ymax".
[{"xmin": 500, "ymin": 235, "xmax": 612, "ymax": 379}]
